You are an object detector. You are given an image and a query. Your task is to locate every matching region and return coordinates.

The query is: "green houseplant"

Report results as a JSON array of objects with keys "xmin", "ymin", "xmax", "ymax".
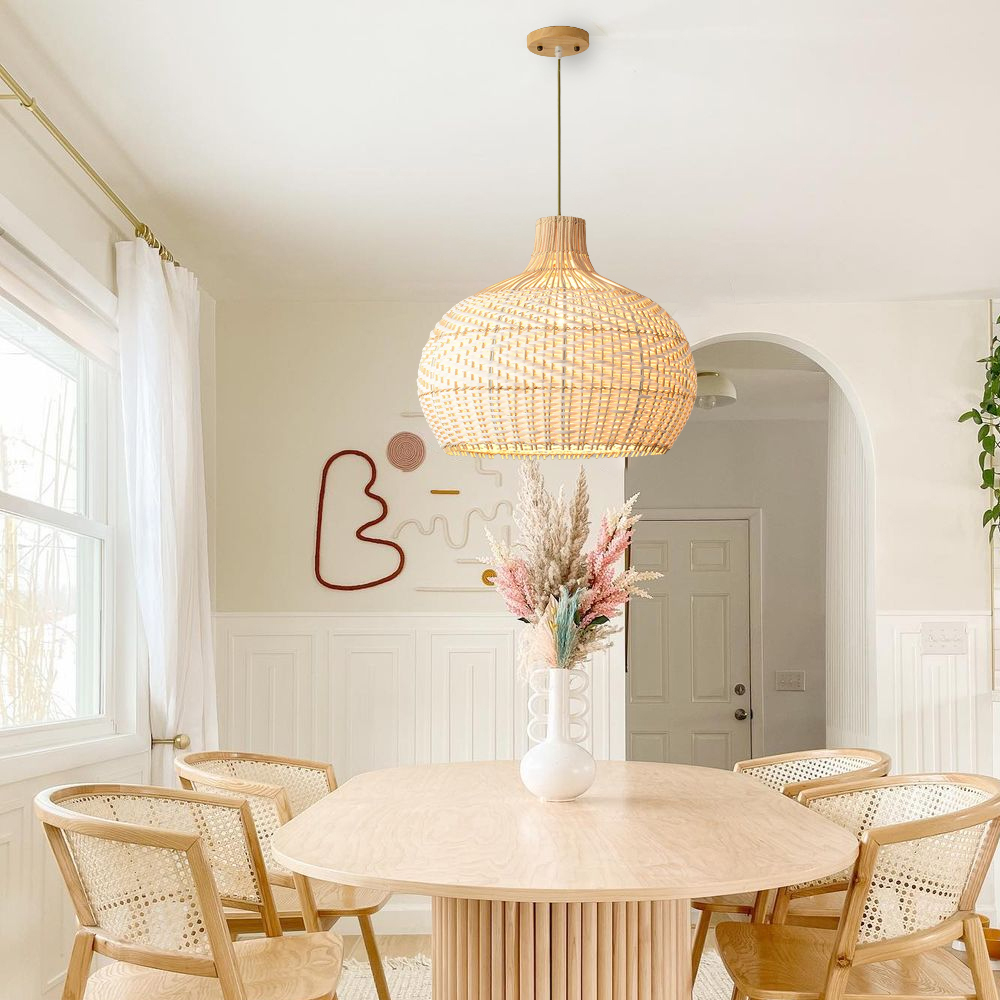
[{"xmin": 960, "ymin": 315, "xmax": 1000, "ymax": 540}]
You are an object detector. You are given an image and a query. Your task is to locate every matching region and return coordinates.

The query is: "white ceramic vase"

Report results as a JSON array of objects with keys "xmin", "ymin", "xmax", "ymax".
[{"xmin": 520, "ymin": 667, "xmax": 596, "ymax": 802}]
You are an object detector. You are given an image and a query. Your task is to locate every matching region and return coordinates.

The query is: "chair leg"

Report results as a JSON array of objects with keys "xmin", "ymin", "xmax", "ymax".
[
  {"xmin": 770, "ymin": 890, "xmax": 790, "ymax": 925},
  {"xmin": 359, "ymin": 912, "xmax": 391, "ymax": 1000},
  {"xmin": 725, "ymin": 898, "xmax": 769, "ymax": 1000},
  {"xmin": 61, "ymin": 929, "xmax": 95, "ymax": 1000},
  {"xmin": 750, "ymin": 890, "xmax": 771, "ymax": 924},
  {"xmin": 963, "ymin": 915, "xmax": 1000, "ymax": 1000},
  {"xmin": 691, "ymin": 908, "xmax": 712, "ymax": 982}
]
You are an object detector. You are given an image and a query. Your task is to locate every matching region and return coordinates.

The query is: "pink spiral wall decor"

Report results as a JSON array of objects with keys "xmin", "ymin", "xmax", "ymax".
[{"xmin": 386, "ymin": 431, "xmax": 426, "ymax": 471}]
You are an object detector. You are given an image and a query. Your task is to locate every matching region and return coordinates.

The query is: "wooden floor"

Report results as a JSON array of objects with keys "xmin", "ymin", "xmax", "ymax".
[{"xmin": 340, "ymin": 932, "xmax": 1000, "ymax": 985}]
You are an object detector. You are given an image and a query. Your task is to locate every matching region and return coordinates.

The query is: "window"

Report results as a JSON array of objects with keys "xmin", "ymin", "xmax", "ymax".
[{"xmin": 0, "ymin": 295, "xmax": 112, "ymax": 737}]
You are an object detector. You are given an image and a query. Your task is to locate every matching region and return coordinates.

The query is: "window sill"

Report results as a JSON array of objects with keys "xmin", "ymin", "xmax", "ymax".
[{"xmin": 0, "ymin": 730, "xmax": 150, "ymax": 784}]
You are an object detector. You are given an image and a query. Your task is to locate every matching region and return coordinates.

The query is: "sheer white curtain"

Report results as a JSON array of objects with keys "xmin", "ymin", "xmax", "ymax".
[{"xmin": 116, "ymin": 240, "xmax": 217, "ymax": 785}]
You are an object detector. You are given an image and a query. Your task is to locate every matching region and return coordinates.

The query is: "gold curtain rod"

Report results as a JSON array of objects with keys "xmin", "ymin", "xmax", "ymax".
[{"xmin": 0, "ymin": 59, "xmax": 178, "ymax": 264}]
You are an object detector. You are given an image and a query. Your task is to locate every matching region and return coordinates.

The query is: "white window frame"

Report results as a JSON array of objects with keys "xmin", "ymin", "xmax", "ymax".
[{"xmin": 0, "ymin": 194, "xmax": 147, "ymax": 782}]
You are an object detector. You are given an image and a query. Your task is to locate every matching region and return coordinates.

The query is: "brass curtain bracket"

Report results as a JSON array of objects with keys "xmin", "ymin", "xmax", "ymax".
[
  {"xmin": 0, "ymin": 60, "xmax": 179, "ymax": 265},
  {"xmin": 151, "ymin": 734, "xmax": 191, "ymax": 750}
]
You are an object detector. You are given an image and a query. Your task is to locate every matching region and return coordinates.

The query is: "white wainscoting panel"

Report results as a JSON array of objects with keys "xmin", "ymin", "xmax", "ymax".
[
  {"xmin": 216, "ymin": 611, "xmax": 625, "ymax": 935},
  {"xmin": 0, "ymin": 751, "xmax": 150, "ymax": 1000},
  {"xmin": 875, "ymin": 613, "xmax": 992, "ymax": 774},
  {"xmin": 429, "ymin": 629, "xmax": 518, "ymax": 762},
  {"xmin": 215, "ymin": 612, "xmax": 626, "ymax": 934},
  {"xmin": 331, "ymin": 630, "xmax": 418, "ymax": 775},
  {"xmin": 218, "ymin": 611, "xmax": 1000, "ymax": 926},
  {"xmin": 216, "ymin": 613, "xmax": 626, "ymax": 780},
  {"xmin": 875, "ymin": 612, "xmax": 998, "ymax": 917},
  {"xmin": 227, "ymin": 631, "xmax": 317, "ymax": 758}
]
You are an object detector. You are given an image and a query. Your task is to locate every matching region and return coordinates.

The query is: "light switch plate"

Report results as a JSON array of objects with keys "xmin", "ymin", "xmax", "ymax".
[
  {"xmin": 920, "ymin": 621, "xmax": 968, "ymax": 656},
  {"xmin": 775, "ymin": 670, "xmax": 805, "ymax": 692}
]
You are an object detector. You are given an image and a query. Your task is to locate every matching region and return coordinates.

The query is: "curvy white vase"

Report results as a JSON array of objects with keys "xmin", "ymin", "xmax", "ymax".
[{"xmin": 520, "ymin": 668, "xmax": 596, "ymax": 802}]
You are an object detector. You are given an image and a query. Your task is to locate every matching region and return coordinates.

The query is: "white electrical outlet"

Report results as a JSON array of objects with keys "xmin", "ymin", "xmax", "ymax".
[
  {"xmin": 774, "ymin": 670, "xmax": 805, "ymax": 692},
  {"xmin": 920, "ymin": 622, "xmax": 968, "ymax": 656}
]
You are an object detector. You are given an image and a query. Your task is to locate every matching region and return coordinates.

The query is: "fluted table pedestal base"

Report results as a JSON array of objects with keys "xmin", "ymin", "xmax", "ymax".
[{"xmin": 432, "ymin": 897, "xmax": 692, "ymax": 1000}]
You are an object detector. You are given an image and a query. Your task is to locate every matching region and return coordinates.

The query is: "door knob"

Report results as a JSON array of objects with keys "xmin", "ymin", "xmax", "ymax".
[{"xmin": 734, "ymin": 708, "xmax": 749, "ymax": 721}]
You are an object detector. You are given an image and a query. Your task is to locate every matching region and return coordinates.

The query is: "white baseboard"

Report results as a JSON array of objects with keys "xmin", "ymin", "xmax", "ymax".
[{"xmin": 337, "ymin": 895, "xmax": 433, "ymax": 937}]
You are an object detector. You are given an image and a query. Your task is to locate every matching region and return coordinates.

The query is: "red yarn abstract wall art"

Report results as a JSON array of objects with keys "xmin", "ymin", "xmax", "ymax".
[{"xmin": 314, "ymin": 449, "xmax": 405, "ymax": 590}]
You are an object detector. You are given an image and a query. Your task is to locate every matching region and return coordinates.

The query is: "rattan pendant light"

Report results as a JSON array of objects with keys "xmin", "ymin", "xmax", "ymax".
[{"xmin": 418, "ymin": 26, "xmax": 697, "ymax": 458}]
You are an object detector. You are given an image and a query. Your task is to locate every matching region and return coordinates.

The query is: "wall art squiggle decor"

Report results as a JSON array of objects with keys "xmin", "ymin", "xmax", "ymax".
[
  {"xmin": 314, "ymin": 449, "xmax": 405, "ymax": 590},
  {"xmin": 386, "ymin": 431, "xmax": 426, "ymax": 472},
  {"xmin": 474, "ymin": 456, "xmax": 503, "ymax": 487},
  {"xmin": 392, "ymin": 501, "xmax": 513, "ymax": 550},
  {"xmin": 414, "ymin": 586, "xmax": 496, "ymax": 593}
]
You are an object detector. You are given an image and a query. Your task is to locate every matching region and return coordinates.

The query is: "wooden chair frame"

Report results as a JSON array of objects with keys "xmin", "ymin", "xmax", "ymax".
[
  {"xmin": 35, "ymin": 783, "xmax": 292, "ymax": 1000},
  {"xmin": 734, "ymin": 747, "xmax": 893, "ymax": 798},
  {"xmin": 176, "ymin": 750, "xmax": 390, "ymax": 1000},
  {"xmin": 719, "ymin": 772, "xmax": 1000, "ymax": 1000},
  {"xmin": 176, "ymin": 751, "xmax": 328, "ymax": 933},
  {"xmin": 692, "ymin": 748, "xmax": 892, "ymax": 979}
]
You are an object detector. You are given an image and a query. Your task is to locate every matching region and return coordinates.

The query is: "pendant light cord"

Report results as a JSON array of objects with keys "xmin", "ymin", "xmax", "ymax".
[{"xmin": 556, "ymin": 47, "xmax": 562, "ymax": 216}]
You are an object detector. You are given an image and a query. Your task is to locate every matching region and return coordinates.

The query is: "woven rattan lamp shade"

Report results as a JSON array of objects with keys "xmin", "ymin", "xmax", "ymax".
[{"xmin": 418, "ymin": 215, "xmax": 697, "ymax": 457}]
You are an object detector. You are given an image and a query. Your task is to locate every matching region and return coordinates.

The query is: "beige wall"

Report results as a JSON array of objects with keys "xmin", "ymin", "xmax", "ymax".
[
  {"xmin": 628, "ymin": 418, "xmax": 829, "ymax": 755},
  {"xmin": 0, "ymin": 10, "xmax": 179, "ymax": 291},
  {"xmin": 214, "ymin": 298, "xmax": 624, "ymax": 613},
  {"xmin": 677, "ymin": 300, "xmax": 989, "ymax": 614},
  {"xmin": 0, "ymin": 106, "xmax": 123, "ymax": 290},
  {"xmin": 215, "ymin": 298, "xmax": 989, "ymax": 622}
]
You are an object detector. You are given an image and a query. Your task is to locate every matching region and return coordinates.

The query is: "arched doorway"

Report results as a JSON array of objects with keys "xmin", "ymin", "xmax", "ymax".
[{"xmin": 624, "ymin": 335, "xmax": 875, "ymax": 765}]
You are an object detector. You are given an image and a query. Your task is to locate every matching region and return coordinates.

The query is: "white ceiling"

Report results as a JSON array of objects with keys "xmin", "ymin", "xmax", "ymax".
[
  {"xmin": 3, "ymin": 1, "xmax": 1000, "ymax": 305},
  {"xmin": 691, "ymin": 342, "xmax": 829, "ymax": 421},
  {"xmin": 693, "ymin": 341, "xmax": 824, "ymax": 373}
]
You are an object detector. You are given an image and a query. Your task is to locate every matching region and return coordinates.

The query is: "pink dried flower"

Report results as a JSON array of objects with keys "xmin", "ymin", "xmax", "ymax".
[
  {"xmin": 484, "ymin": 471, "xmax": 660, "ymax": 672},
  {"xmin": 494, "ymin": 558, "xmax": 535, "ymax": 620}
]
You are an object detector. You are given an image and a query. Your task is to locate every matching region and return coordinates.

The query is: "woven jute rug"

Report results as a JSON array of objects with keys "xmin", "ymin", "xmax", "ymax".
[{"xmin": 337, "ymin": 952, "xmax": 734, "ymax": 1000}]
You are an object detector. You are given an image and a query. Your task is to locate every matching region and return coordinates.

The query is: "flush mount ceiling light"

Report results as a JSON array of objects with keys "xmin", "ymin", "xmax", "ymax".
[
  {"xmin": 695, "ymin": 371, "xmax": 738, "ymax": 409},
  {"xmin": 417, "ymin": 26, "xmax": 697, "ymax": 458}
]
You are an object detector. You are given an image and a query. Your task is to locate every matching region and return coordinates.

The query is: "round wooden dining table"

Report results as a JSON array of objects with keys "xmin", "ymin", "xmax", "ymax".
[{"xmin": 272, "ymin": 759, "xmax": 858, "ymax": 1000}]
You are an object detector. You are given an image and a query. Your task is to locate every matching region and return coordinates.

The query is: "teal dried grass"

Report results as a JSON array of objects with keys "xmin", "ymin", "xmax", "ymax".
[{"xmin": 553, "ymin": 587, "xmax": 581, "ymax": 669}]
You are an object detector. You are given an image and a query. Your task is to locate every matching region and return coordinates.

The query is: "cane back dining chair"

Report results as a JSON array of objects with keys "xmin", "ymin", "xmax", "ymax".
[
  {"xmin": 716, "ymin": 773, "xmax": 1000, "ymax": 1000},
  {"xmin": 691, "ymin": 747, "xmax": 892, "ymax": 979},
  {"xmin": 175, "ymin": 750, "xmax": 390, "ymax": 1000},
  {"xmin": 35, "ymin": 783, "xmax": 344, "ymax": 1000}
]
